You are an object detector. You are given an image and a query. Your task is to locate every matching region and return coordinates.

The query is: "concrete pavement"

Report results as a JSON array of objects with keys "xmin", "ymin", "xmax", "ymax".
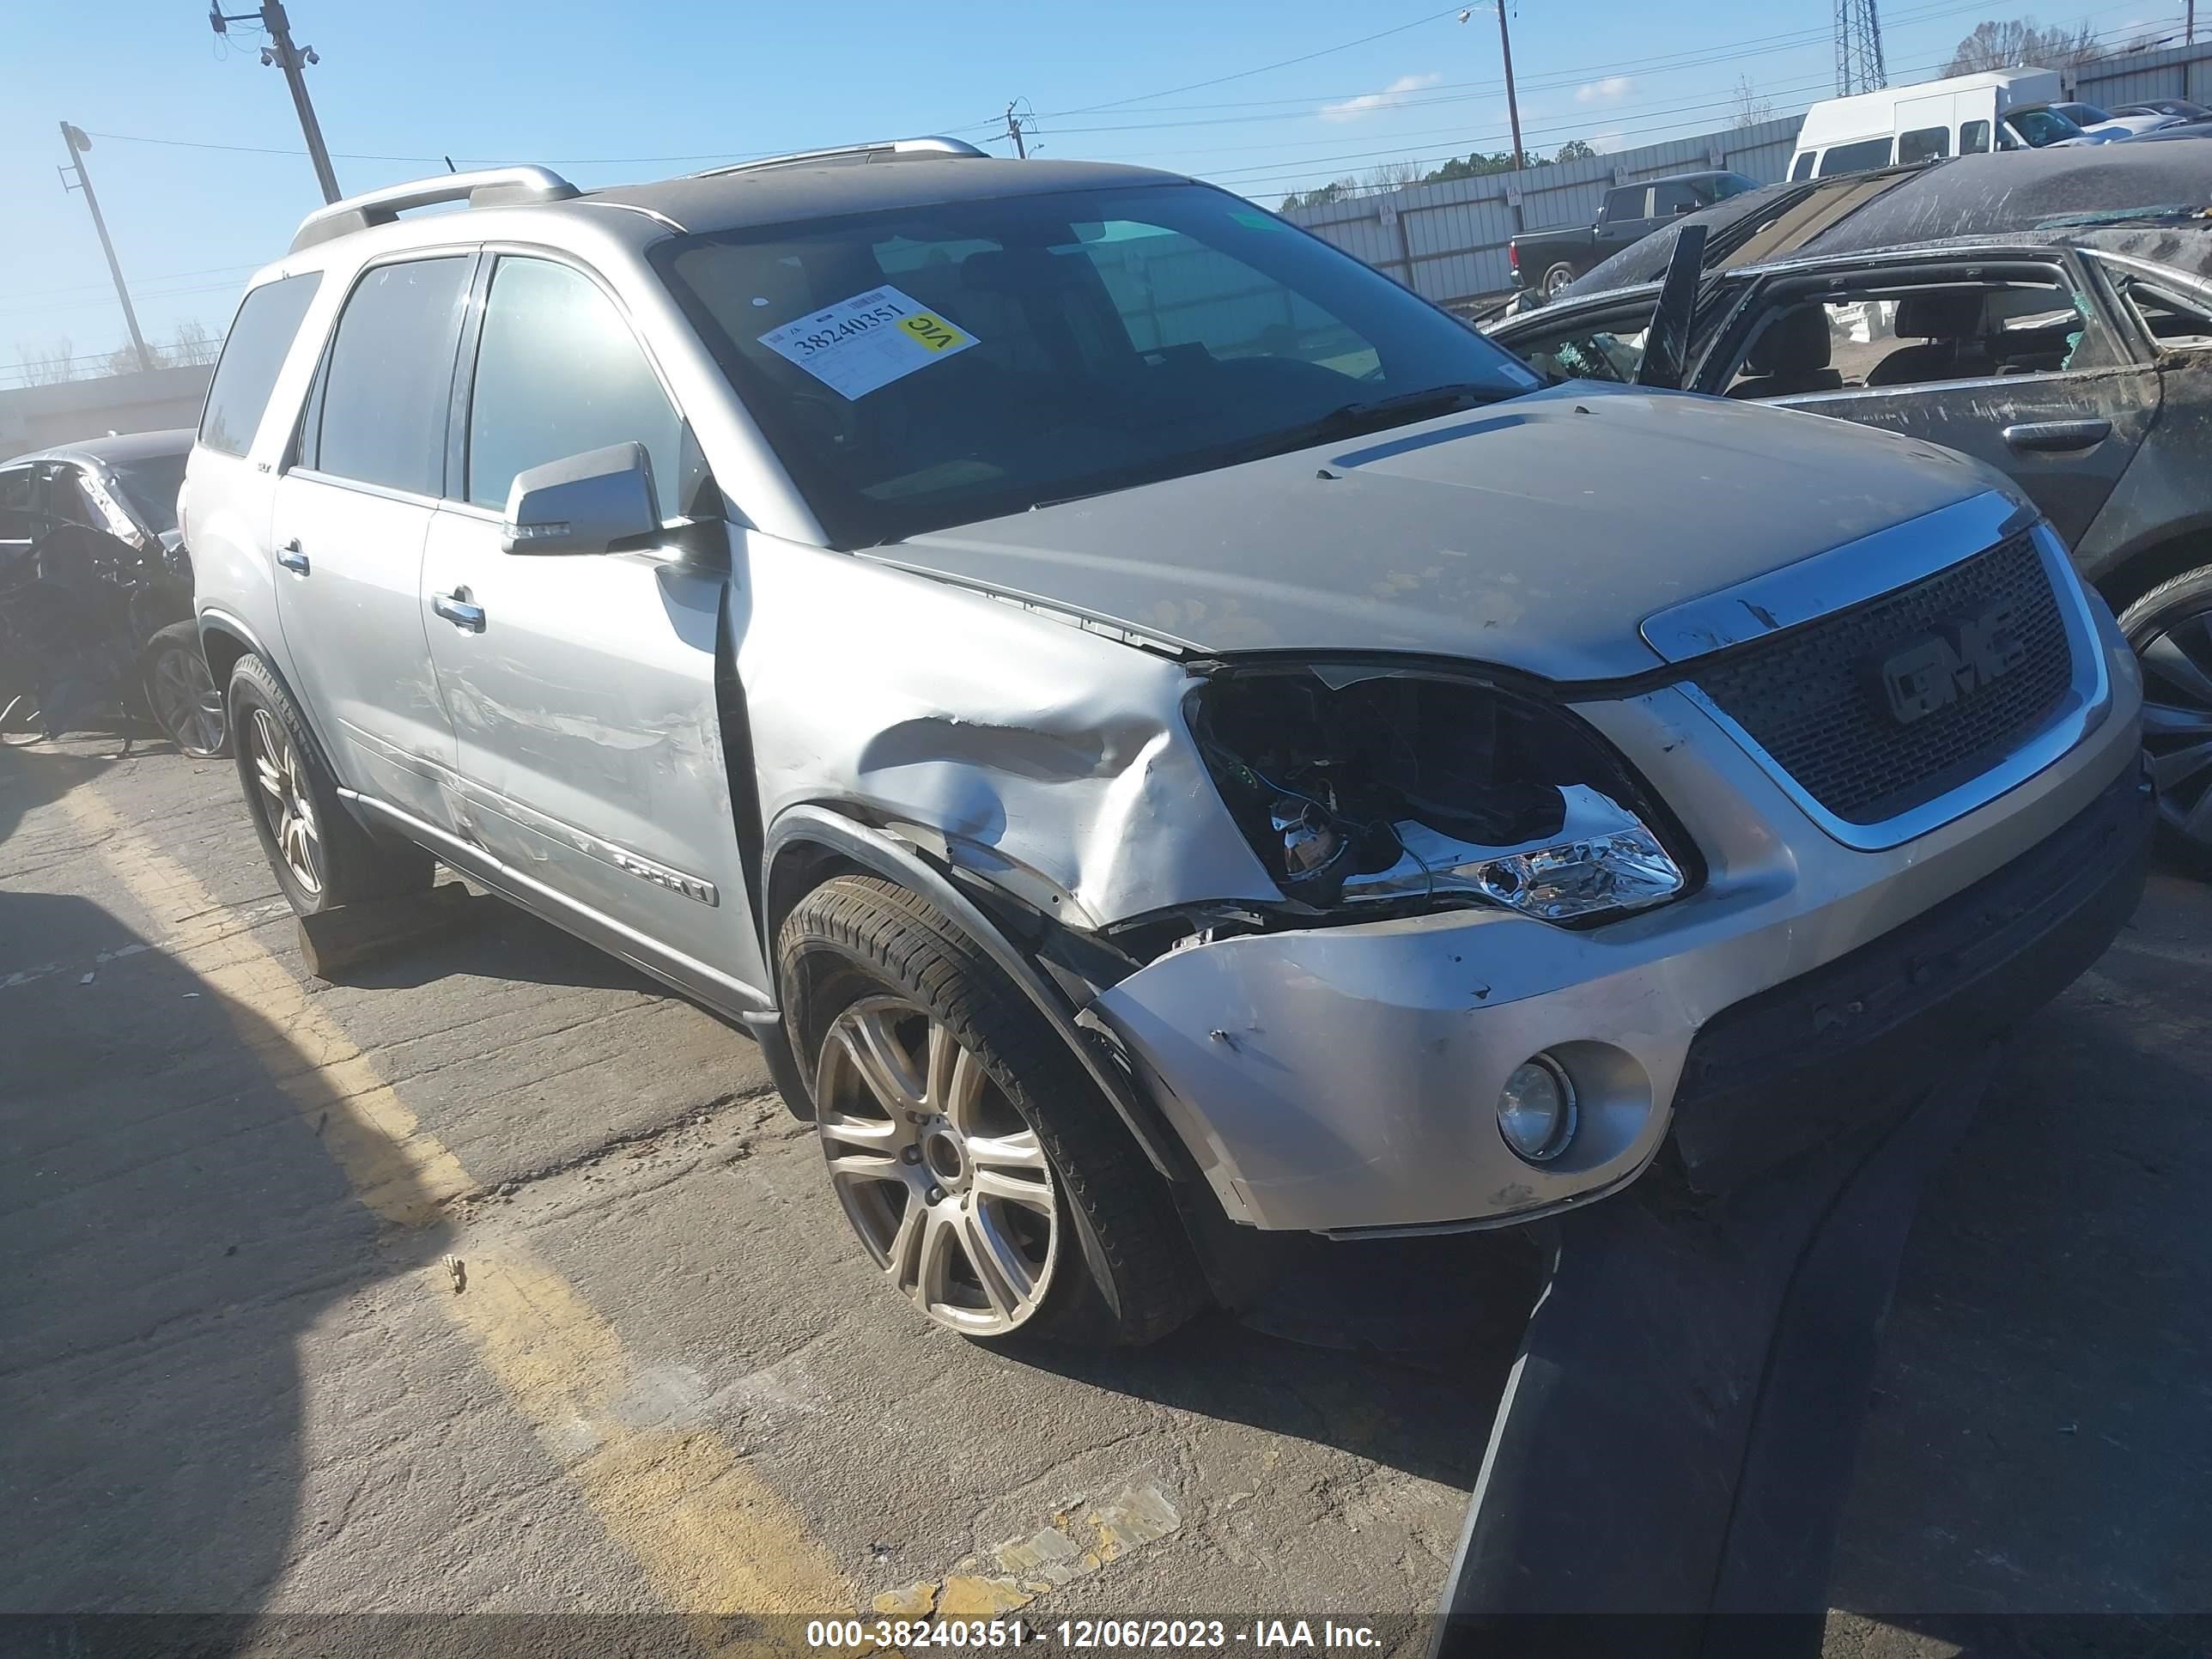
[{"xmin": 3, "ymin": 733, "xmax": 2208, "ymax": 1650}]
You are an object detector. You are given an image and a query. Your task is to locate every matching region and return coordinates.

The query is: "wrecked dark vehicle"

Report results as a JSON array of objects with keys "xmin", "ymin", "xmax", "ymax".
[
  {"xmin": 0, "ymin": 430, "xmax": 226, "ymax": 756},
  {"xmin": 1492, "ymin": 144, "xmax": 2212, "ymax": 856},
  {"xmin": 184, "ymin": 140, "xmax": 2146, "ymax": 1347}
]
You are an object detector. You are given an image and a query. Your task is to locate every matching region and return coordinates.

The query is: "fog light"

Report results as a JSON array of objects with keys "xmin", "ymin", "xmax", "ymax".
[{"xmin": 1498, "ymin": 1054, "xmax": 1577, "ymax": 1163}]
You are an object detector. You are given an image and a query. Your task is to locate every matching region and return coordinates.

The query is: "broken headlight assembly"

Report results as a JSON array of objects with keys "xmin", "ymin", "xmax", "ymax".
[{"xmin": 1190, "ymin": 665, "xmax": 1692, "ymax": 924}]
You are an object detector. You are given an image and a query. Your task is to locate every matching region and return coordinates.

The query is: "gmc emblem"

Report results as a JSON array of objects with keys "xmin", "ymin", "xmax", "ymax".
[{"xmin": 1873, "ymin": 599, "xmax": 2030, "ymax": 726}]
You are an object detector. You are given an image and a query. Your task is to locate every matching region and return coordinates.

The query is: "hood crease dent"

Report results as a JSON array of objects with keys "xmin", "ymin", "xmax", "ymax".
[{"xmin": 887, "ymin": 382, "xmax": 2004, "ymax": 680}]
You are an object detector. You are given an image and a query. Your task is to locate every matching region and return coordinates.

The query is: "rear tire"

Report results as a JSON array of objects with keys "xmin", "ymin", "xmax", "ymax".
[
  {"xmin": 228, "ymin": 653, "xmax": 433, "ymax": 915},
  {"xmin": 142, "ymin": 622, "xmax": 230, "ymax": 758},
  {"xmin": 778, "ymin": 874, "xmax": 1207, "ymax": 1347},
  {"xmin": 1540, "ymin": 261, "xmax": 1578, "ymax": 297},
  {"xmin": 2118, "ymin": 564, "xmax": 2212, "ymax": 866}
]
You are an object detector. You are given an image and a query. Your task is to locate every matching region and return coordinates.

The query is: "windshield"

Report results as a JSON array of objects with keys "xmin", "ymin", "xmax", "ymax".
[
  {"xmin": 2008, "ymin": 107, "xmax": 2085, "ymax": 147},
  {"xmin": 109, "ymin": 452, "xmax": 188, "ymax": 535},
  {"xmin": 657, "ymin": 181, "xmax": 1540, "ymax": 546}
]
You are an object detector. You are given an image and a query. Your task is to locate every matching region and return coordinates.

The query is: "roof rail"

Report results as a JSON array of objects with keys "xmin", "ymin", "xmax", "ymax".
[
  {"xmin": 289, "ymin": 165, "xmax": 581, "ymax": 254},
  {"xmin": 690, "ymin": 136, "xmax": 989, "ymax": 180}
]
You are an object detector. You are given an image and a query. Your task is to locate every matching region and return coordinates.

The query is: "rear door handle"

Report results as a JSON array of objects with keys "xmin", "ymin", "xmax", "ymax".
[
  {"xmin": 432, "ymin": 588, "xmax": 485, "ymax": 632},
  {"xmin": 2002, "ymin": 418, "xmax": 2111, "ymax": 453},
  {"xmin": 276, "ymin": 539, "xmax": 310, "ymax": 575}
]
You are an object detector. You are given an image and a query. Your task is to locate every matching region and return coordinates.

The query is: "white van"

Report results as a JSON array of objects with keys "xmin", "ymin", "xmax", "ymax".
[{"xmin": 1788, "ymin": 68, "xmax": 2080, "ymax": 179}]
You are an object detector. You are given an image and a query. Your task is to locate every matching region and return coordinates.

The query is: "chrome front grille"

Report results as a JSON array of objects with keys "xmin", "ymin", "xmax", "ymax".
[{"xmin": 1688, "ymin": 532, "xmax": 2075, "ymax": 825}]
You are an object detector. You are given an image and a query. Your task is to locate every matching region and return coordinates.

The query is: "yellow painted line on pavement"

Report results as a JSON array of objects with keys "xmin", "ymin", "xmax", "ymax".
[{"xmin": 58, "ymin": 782, "xmax": 854, "ymax": 1626}]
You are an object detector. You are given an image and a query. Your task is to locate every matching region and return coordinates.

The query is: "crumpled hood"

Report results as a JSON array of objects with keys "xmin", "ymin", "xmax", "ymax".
[{"xmin": 887, "ymin": 383, "xmax": 2011, "ymax": 680}]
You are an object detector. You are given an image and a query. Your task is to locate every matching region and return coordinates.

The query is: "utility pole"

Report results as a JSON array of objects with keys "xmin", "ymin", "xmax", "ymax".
[
  {"xmin": 57, "ymin": 123, "xmax": 155, "ymax": 374},
  {"xmin": 1461, "ymin": 7, "xmax": 1524, "ymax": 171},
  {"xmin": 210, "ymin": 2, "xmax": 340, "ymax": 204},
  {"xmin": 1005, "ymin": 100, "xmax": 1030, "ymax": 159}
]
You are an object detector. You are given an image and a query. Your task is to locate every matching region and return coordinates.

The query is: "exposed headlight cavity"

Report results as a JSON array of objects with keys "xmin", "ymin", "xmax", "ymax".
[{"xmin": 1192, "ymin": 665, "xmax": 1686, "ymax": 923}]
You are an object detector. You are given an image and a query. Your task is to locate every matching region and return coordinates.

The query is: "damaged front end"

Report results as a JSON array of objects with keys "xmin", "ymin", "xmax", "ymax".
[{"xmin": 1181, "ymin": 663, "xmax": 1693, "ymax": 930}]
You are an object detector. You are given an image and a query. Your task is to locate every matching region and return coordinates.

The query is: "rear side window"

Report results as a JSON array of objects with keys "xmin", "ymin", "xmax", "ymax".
[
  {"xmin": 198, "ymin": 272, "xmax": 321, "ymax": 457},
  {"xmin": 304, "ymin": 257, "xmax": 470, "ymax": 495},
  {"xmin": 1960, "ymin": 120, "xmax": 1992, "ymax": 154},
  {"xmin": 1819, "ymin": 138, "xmax": 1895, "ymax": 176},
  {"xmin": 463, "ymin": 257, "xmax": 689, "ymax": 516},
  {"xmin": 1898, "ymin": 125, "xmax": 1950, "ymax": 165}
]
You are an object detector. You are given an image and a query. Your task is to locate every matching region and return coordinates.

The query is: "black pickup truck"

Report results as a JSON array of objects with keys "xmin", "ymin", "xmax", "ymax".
[{"xmin": 1510, "ymin": 170, "xmax": 1757, "ymax": 298}]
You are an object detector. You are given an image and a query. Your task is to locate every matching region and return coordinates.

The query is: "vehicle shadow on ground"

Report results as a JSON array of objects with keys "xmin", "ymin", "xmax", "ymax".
[
  {"xmin": 1017, "ymin": 1231, "xmax": 1542, "ymax": 1496},
  {"xmin": 0, "ymin": 742, "xmax": 120, "ymax": 845},
  {"xmin": 331, "ymin": 890, "xmax": 672, "ymax": 999},
  {"xmin": 1826, "ymin": 936, "xmax": 2212, "ymax": 1633},
  {"xmin": 0, "ymin": 887, "xmax": 456, "ymax": 1618}
]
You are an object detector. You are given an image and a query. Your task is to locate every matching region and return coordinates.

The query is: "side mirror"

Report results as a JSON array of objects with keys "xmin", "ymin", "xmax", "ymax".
[
  {"xmin": 501, "ymin": 441, "xmax": 659, "ymax": 556},
  {"xmin": 1633, "ymin": 222, "xmax": 1709, "ymax": 392},
  {"xmin": 1672, "ymin": 199, "xmax": 1695, "ymax": 216}
]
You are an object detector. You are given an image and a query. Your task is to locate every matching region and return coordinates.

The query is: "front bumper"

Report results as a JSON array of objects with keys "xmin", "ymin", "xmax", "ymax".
[{"xmin": 1093, "ymin": 633, "xmax": 2147, "ymax": 1234}]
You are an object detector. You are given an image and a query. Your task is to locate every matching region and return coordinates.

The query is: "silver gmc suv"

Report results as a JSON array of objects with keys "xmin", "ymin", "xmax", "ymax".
[{"xmin": 184, "ymin": 139, "xmax": 2151, "ymax": 1346}]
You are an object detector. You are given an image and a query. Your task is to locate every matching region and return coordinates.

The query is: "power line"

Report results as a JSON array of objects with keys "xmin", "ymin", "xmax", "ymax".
[{"xmin": 1049, "ymin": 5, "xmax": 1474, "ymax": 118}]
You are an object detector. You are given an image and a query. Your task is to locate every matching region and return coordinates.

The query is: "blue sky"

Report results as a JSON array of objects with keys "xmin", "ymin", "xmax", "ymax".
[{"xmin": 3, "ymin": 0, "xmax": 2188, "ymax": 380}]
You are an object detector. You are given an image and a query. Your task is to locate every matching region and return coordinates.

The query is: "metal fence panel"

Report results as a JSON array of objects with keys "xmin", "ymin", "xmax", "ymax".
[{"xmin": 1273, "ymin": 46, "xmax": 2212, "ymax": 308}]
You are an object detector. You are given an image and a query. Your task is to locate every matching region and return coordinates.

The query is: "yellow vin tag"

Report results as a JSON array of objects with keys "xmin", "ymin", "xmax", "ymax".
[{"xmin": 898, "ymin": 312, "xmax": 970, "ymax": 352}]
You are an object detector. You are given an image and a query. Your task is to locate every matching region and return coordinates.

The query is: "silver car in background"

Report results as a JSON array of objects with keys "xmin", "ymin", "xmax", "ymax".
[{"xmin": 184, "ymin": 139, "xmax": 2150, "ymax": 1346}]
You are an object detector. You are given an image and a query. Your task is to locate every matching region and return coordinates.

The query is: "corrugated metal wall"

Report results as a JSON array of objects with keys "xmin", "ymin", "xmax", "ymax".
[
  {"xmin": 1275, "ymin": 115, "xmax": 1805, "ymax": 308},
  {"xmin": 2072, "ymin": 40, "xmax": 2212, "ymax": 111},
  {"xmin": 1275, "ymin": 40, "xmax": 2212, "ymax": 310}
]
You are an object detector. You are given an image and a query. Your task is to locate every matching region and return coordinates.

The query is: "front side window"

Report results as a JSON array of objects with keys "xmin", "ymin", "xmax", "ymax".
[
  {"xmin": 1650, "ymin": 182, "xmax": 1698, "ymax": 217},
  {"xmin": 305, "ymin": 256, "xmax": 470, "ymax": 495},
  {"xmin": 657, "ymin": 182, "xmax": 1540, "ymax": 546},
  {"xmin": 199, "ymin": 272, "xmax": 321, "ymax": 458},
  {"xmin": 1721, "ymin": 273, "xmax": 2085, "ymax": 397},
  {"xmin": 1790, "ymin": 152, "xmax": 1817, "ymax": 181},
  {"xmin": 1961, "ymin": 119, "xmax": 1992, "ymax": 155},
  {"xmin": 465, "ymin": 258, "xmax": 689, "ymax": 517},
  {"xmin": 1818, "ymin": 137, "xmax": 1895, "ymax": 176},
  {"xmin": 1898, "ymin": 125, "xmax": 1951, "ymax": 165}
]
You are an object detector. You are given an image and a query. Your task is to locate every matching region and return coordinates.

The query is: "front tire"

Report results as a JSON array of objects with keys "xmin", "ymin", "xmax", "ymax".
[
  {"xmin": 778, "ymin": 875, "xmax": 1206, "ymax": 1346},
  {"xmin": 228, "ymin": 654, "xmax": 433, "ymax": 915},
  {"xmin": 2119, "ymin": 565, "xmax": 2212, "ymax": 864}
]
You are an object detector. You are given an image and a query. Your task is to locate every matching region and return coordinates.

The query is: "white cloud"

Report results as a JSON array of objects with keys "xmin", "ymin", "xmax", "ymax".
[
  {"xmin": 1320, "ymin": 72, "xmax": 1443, "ymax": 122},
  {"xmin": 1586, "ymin": 131, "xmax": 1628, "ymax": 155},
  {"xmin": 1576, "ymin": 76, "xmax": 1633, "ymax": 105}
]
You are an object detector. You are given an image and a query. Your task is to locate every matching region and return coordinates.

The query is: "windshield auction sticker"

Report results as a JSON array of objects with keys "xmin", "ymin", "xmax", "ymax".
[{"xmin": 757, "ymin": 285, "xmax": 977, "ymax": 399}]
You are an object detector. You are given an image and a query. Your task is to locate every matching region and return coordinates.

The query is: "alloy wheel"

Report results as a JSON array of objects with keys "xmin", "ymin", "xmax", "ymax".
[
  {"xmin": 814, "ymin": 994, "xmax": 1059, "ymax": 1336},
  {"xmin": 149, "ymin": 647, "xmax": 225, "ymax": 756},
  {"xmin": 2139, "ymin": 604, "xmax": 2212, "ymax": 849},
  {"xmin": 250, "ymin": 708, "xmax": 323, "ymax": 896}
]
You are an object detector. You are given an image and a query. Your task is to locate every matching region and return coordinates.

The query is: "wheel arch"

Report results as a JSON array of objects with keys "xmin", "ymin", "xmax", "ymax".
[
  {"xmin": 760, "ymin": 804, "xmax": 1200, "ymax": 1183},
  {"xmin": 2088, "ymin": 525, "xmax": 2212, "ymax": 617}
]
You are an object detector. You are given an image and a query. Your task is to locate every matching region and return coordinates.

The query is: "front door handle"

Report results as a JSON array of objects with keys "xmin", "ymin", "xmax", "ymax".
[
  {"xmin": 276, "ymin": 539, "xmax": 310, "ymax": 575},
  {"xmin": 2002, "ymin": 418, "xmax": 2112, "ymax": 453},
  {"xmin": 432, "ymin": 588, "xmax": 485, "ymax": 632}
]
